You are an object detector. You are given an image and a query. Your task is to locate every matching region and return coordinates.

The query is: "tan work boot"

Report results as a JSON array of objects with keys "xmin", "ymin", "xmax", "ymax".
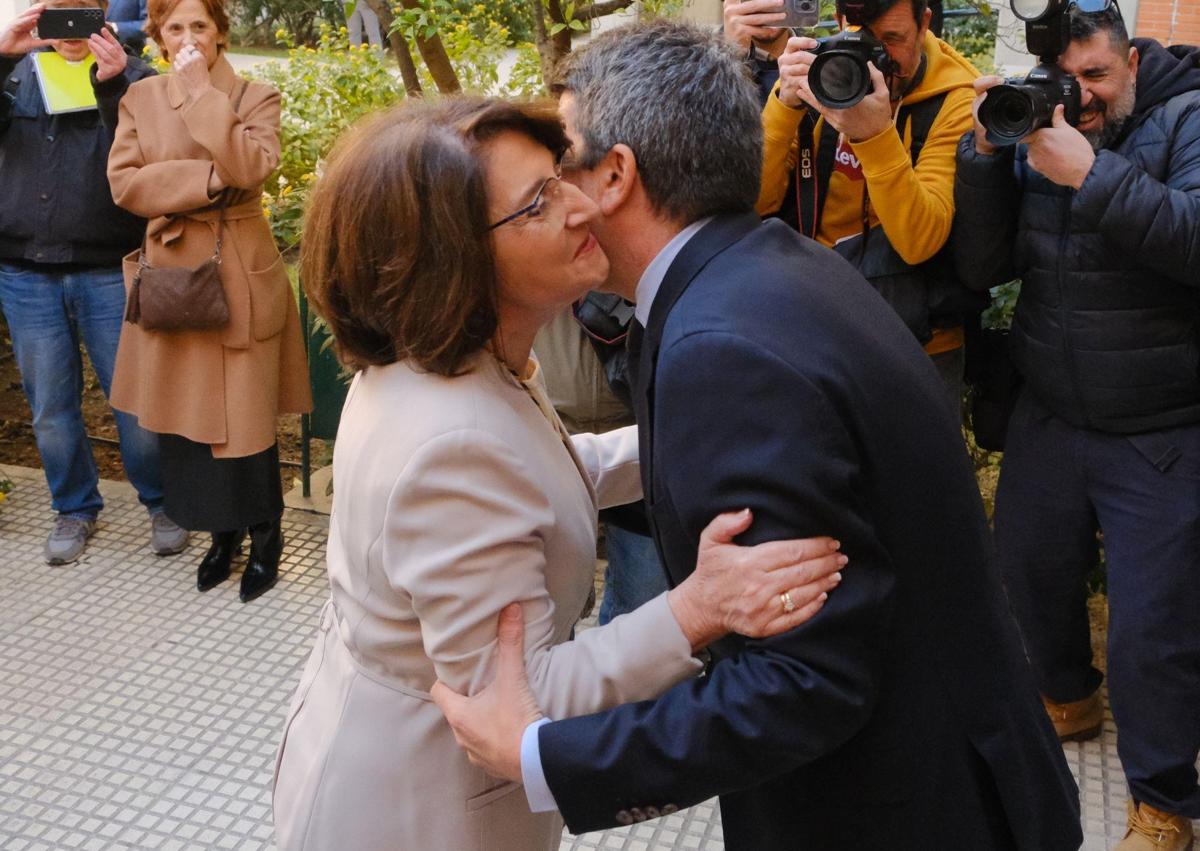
[
  {"xmin": 1115, "ymin": 800, "xmax": 1195, "ymax": 851},
  {"xmin": 1041, "ymin": 691, "xmax": 1103, "ymax": 742}
]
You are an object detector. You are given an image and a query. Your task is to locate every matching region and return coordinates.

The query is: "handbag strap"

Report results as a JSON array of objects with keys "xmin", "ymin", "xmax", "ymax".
[{"xmin": 137, "ymin": 77, "xmax": 252, "ymax": 269}]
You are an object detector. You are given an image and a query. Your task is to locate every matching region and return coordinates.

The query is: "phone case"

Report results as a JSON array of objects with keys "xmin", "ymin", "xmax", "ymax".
[
  {"xmin": 780, "ymin": 0, "xmax": 820, "ymax": 28},
  {"xmin": 37, "ymin": 8, "xmax": 106, "ymax": 40}
]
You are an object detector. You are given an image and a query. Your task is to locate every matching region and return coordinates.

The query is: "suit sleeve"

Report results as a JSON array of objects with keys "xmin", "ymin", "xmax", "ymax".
[
  {"xmin": 1070, "ymin": 107, "xmax": 1200, "ymax": 289},
  {"xmin": 381, "ymin": 428, "xmax": 701, "ymax": 721},
  {"xmin": 569, "ymin": 425, "xmax": 642, "ymax": 510},
  {"xmin": 107, "ymin": 89, "xmax": 220, "ymax": 216},
  {"xmin": 952, "ymin": 131, "xmax": 1021, "ymax": 291},
  {"xmin": 539, "ymin": 330, "xmax": 897, "ymax": 833}
]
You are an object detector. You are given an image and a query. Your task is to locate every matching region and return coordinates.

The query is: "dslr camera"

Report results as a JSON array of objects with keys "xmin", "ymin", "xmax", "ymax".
[
  {"xmin": 977, "ymin": 0, "xmax": 1091, "ymax": 146},
  {"xmin": 978, "ymin": 64, "xmax": 1081, "ymax": 146},
  {"xmin": 808, "ymin": 28, "xmax": 896, "ymax": 109}
]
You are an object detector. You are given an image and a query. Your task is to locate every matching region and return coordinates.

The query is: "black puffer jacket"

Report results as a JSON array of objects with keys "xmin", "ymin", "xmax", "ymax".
[
  {"xmin": 954, "ymin": 39, "xmax": 1200, "ymax": 434},
  {"xmin": 0, "ymin": 50, "xmax": 155, "ymax": 266}
]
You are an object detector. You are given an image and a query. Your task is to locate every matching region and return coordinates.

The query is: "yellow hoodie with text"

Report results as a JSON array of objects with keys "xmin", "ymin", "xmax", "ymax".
[{"xmin": 757, "ymin": 31, "xmax": 979, "ymax": 354}]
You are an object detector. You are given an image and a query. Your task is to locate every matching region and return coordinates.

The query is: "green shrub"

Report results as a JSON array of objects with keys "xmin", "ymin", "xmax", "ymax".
[
  {"xmin": 248, "ymin": 25, "xmax": 406, "ymax": 251},
  {"xmin": 943, "ymin": 0, "xmax": 998, "ymax": 73}
]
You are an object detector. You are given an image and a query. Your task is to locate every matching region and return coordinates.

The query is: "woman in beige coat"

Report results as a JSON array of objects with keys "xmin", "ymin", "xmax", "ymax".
[
  {"xmin": 108, "ymin": 0, "xmax": 311, "ymax": 602},
  {"xmin": 272, "ymin": 99, "xmax": 847, "ymax": 851}
]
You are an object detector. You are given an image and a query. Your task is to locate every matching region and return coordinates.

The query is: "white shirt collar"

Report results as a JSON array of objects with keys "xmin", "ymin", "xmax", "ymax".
[{"xmin": 633, "ymin": 216, "xmax": 714, "ymax": 326}]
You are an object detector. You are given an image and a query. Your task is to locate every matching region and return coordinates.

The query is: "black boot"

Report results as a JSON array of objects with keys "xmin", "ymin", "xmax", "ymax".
[
  {"xmin": 197, "ymin": 530, "xmax": 245, "ymax": 591},
  {"xmin": 240, "ymin": 516, "xmax": 283, "ymax": 603}
]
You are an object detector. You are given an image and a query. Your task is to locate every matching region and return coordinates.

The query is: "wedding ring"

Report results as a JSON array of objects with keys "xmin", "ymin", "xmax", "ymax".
[{"xmin": 780, "ymin": 590, "xmax": 796, "ymax": 614}]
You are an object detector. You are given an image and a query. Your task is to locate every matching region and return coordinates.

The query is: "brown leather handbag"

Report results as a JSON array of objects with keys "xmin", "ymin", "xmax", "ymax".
[
  {"xmin": 124, "ymin": 213, "xmax": 230, "ymax": 332},
  {"xmin": 123, "ymin": 80, "xmax": 249, "ymax": 333}
]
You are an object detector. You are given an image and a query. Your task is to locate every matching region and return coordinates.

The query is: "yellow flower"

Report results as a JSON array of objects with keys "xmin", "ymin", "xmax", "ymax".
[{"xmin": 0, "ymin": 491, "xmax": 8, "ymax": 504}]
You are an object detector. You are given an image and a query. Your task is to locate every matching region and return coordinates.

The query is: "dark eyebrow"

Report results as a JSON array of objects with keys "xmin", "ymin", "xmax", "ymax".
[{"xmin": 1078, "ymin": 65, "xmax": 1111, "ymax": 76}]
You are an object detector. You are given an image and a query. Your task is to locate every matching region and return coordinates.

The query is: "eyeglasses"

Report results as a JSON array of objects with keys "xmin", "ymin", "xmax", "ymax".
[{"xmin": 487, "ymin": 174, "xmax": 563, "ymax": 231}]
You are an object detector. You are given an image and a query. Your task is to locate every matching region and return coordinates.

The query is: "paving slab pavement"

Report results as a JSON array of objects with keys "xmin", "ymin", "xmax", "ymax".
[{"xmin": 0, "ymin": 464, "xmax": 1194, "ymax": 850}]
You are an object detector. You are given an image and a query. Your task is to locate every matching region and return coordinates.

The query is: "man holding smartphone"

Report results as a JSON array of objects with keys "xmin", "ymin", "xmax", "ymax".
[{"xmin": 0, "ymin": 1, "xmax": 186, "ymax": 563}]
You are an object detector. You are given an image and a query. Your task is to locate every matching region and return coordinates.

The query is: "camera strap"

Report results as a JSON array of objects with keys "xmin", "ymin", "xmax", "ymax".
[
  {"xmin": 795, "ymin": 90, "xmax": 948, "ymax": 244},
  {"xmin": 794, "ymin": 110, "xmax": 840, "ymax": 241}
]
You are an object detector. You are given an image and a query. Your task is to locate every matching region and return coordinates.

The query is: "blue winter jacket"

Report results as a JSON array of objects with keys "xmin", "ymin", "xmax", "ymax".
[
  {"xmin": 0, "ymin": 51, "xmax": 156, "ymax": 266},
  {"xmin": 954, "ymin": 39, "xmax": 1200, "ymax": 434}
]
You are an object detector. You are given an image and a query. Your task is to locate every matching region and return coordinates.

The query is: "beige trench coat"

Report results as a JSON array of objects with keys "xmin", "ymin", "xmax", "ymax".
[
  {"xmin": 272, "ymin": 353, "xmax": 702, "ymax": 851},
  {"xmin": 108, "ymin": 55, "xmax": 311, "ymax": 458}
]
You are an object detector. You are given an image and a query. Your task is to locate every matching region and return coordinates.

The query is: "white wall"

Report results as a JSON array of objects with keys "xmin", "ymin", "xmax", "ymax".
[
  {"xmin": 591, "ymin": 0, "xmax": 723, "ymax": 37},
  {"xmin": 679, "ymin": 0, "xmax": 723, "ymax": 27},
  {"xmin": 2, "ymin": 0, "xmax": 32, "ymax": 28}
]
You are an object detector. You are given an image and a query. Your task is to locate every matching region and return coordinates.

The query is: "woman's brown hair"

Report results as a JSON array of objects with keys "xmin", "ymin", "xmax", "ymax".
[
  {"xmin": 145, "ymin": 0, "xmax": 230, "ymax": 54},
  {"xmin": 300, "ymin": 97, "xmax": 570, "ymax": 376}
]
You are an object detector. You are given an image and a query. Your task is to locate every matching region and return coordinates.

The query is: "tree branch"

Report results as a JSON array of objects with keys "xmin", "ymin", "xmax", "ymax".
[{"xmin": 575, "ymin": 0, "xmax": 635, "ymax": 21}]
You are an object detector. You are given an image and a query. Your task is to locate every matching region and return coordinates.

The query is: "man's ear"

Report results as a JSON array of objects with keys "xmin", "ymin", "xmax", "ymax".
[
  {"xmin": 594, "ymin": 143, "xmax": 639, "ymax": 218},
  {"xmin": 1128, "ymin": 44, "xmax": 1139, "ymax": 77}
]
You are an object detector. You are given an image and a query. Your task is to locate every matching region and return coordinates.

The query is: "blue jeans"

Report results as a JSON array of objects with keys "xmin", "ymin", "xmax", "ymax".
[
  {"xmin": 598, "ymin": 523, "xmax": 669, "ymax": 625},
  {"xmin": 0, "ymin": 262, "xmax": 164, "ymax": 518}
]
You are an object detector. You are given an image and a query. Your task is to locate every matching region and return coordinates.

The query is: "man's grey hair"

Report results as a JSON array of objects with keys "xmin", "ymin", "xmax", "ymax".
[{"xmin": 559, "ymin": 20, "xmax": 763, "ymax": 224}]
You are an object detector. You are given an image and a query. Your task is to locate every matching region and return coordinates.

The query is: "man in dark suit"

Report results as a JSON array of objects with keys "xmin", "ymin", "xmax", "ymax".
[{"xmin": 432, "ymin": 21, "xmax": 1082, "ymax": 850}]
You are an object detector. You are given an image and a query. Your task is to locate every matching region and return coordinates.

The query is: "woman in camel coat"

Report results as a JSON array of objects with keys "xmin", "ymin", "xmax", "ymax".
[{"xmin": 108, "ymin": 0, "xmax": 311, "ymax": 602}]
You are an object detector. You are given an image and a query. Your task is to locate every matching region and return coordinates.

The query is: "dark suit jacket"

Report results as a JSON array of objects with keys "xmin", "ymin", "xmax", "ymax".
[{"xmin": 538, "ymin": 213, "xmax": 1082, "ymax": 850}]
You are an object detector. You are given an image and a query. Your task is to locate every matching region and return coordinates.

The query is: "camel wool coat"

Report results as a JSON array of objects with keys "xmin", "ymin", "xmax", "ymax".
[
  {"xmin": 272, "ymin": 353, "xmax": 703, "ymax": 851},
  {"xmin": 108, "ymin": 55, "xmax": 311, "ymax": 458}
]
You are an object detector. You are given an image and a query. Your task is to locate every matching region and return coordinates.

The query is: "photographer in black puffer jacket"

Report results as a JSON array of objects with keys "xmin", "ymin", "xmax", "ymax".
[{"xmin": 953, "ymin": 6, "xmax": 1200, "ymax": 850}]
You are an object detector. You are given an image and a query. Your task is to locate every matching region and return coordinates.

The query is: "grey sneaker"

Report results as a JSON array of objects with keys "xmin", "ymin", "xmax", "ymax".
[
  {"xmin": 44, "ymin": 515, "xmax": 97, "ymax": 565},
  {"xmin": 150, "ymin": 512, "xmax": 189, "ymax": 556}
]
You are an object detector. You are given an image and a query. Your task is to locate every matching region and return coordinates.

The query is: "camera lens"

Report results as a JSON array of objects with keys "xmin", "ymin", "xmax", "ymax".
[
  {"xmin": 979, "ymin": 86, "xmax": 1035, "ymax": 145},
  {"xmin": 811, "ymin": 53, "xmax": 868, "ymax": 108}
]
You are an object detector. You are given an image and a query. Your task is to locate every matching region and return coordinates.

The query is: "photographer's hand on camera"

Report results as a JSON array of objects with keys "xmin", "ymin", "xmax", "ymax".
[
  {"xmin": 776, "ymin": 36, "xmax": 819, "ymax": 108},
  {"xmin": 1023, "ymin": 103, "xmax": 1095, "ymax": 189},
  {"xmin": 724, "ymin": 0, "xmax": 789, "ymax": 55},
  {"xmin": 780, "ymin": 39, "xmax": 894, "ymax": 143},
  {"xmin": 817, "ymin": 61, "xmax": 894, "ymax": 142},
  {"xmin": 0, "ymin": 4, "xmax": 50, "ymax": 59},
  {"xmin": 88, "ymin": 27, "xmax": 126, "ymax": 83},
  {"xmin": 970, "ymin": 75, "xmax": 1005, "ymax": 156}
]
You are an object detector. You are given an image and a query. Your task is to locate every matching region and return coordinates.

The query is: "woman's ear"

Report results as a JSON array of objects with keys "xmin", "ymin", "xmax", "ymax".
[{"xmin": 594, "ymin": 143, "xmax": 639, "ymax": 218}]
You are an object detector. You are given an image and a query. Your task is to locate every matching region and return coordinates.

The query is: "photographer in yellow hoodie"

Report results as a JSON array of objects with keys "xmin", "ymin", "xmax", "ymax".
[{"xmin": 746, "ymin": 0, "xmax": 981, "ymax": 405}]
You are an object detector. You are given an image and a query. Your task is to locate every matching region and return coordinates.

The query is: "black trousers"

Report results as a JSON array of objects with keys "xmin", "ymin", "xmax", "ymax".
[
  {"xmin": 160, "ymin": 434, "xmax": 283, "ymax": 533},
  {"xmin": 994, "ymin": 389, "xmax": 1200, "ymax": 816}
]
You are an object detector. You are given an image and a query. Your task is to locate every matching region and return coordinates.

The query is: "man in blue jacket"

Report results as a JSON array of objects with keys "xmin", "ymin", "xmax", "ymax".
[
  {"xmin": 433, "ymin": 21, "xmax": 1082, "ymax": 851},
  {"xmin": 105, "ymin": 0, "xmax": 148, "ymax": 55},
  {"xmin": 0, "ymin": 1, "xmax": 186, "ymax": 563},
  {"xmin": 952, "ymin": 6, "xmax": 1200, "ymax": 849}
]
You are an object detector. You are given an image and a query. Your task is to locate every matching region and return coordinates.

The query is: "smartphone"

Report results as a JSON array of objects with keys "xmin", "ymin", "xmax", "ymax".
[
  {"xmin": 779, "ymin": 0, "xmax": 820, "ymax": 28},
  {"xmin": 36, "ymin": 8, "xmax": 106, "ymax": 40}
]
